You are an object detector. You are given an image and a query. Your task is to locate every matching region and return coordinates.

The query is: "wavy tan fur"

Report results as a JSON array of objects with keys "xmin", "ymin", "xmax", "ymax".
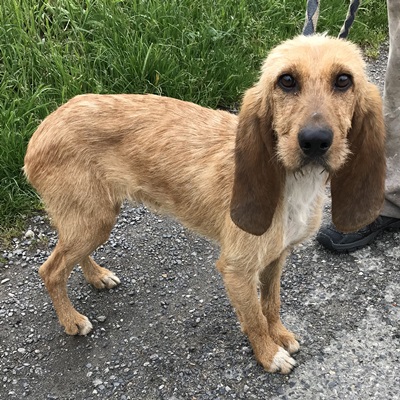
[{"xmin": 24, "ymin": 34, "xmax": 385, "ymax": 374}]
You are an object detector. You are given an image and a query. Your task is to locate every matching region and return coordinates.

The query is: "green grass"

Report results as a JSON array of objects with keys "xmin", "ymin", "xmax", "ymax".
[{"xmin": 0, "ymin": 0, "xmax": 388, "ymax": 231}]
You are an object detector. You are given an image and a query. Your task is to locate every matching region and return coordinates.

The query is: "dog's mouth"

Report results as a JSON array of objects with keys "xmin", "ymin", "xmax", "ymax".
[{"xmin": 298, "ymin": 154, "xmax": 331, "ymax": 173}]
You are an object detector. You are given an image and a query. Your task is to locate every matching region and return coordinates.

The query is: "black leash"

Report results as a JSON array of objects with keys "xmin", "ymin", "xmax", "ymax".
[
  {"xmin": 338, "ymin": 0, "xmax": 361, "ymax": 39},
  {"xmin": 302, "ymin": 0, "xmax": 361, "ymax": 39},
  {"xmin": 302, "ymin": 0, "xmax": 320, "ymax": 36}
]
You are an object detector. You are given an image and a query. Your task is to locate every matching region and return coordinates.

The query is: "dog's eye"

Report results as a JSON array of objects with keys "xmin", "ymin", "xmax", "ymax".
[
  {"xmin": 278, "ymin": 74, "xmax": 297, "ymax": 91},
  {"xmin": 334, "ymin": 74, "xmax": 352, "ymax": 91}
]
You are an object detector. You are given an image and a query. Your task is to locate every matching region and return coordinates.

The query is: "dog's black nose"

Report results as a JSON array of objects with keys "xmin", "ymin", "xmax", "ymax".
[{"xmin": 298, "ymin": 127, "xmax": 333, "ymax": 158}]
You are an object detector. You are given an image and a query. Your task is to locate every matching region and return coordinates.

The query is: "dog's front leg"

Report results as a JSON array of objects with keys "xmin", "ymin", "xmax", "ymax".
[
  {"xmin": 217, "ymin": 257, "xmax": 296, "ymax": 374},
  {"xmin": 259, "ymin": 252, "xmax": 300, "ymax": 355}
]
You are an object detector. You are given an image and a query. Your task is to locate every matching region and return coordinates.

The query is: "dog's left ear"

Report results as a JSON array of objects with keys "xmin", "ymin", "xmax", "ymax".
[
  {"xmin": 230, "ymin": 86, "xmax": 285, "ymax": 236},
  {"xmin": 331, "ymin": 83, "xmax": 386, "ymax": 232}
]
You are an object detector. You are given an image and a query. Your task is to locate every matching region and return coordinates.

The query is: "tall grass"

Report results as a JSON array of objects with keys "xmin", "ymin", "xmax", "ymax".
[{"xmin": 0, "ymin": 0, "xmax": 388, "ymax": 230}]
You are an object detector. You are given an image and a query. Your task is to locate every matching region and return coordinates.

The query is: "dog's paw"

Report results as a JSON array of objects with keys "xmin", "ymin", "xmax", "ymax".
[
  {"xmin": 251, "ymin": 335, "xmax": 297, "ymax": 374},
  {"xmin": 85, "ymin": 266, "xmax": 121, "ymax": 290},
  {"xmin": 268, "ymin": 347, "xmax": 297, "ymax": 374},
  {"xmin": 285, "ymin": 338, "xmax": 300, "ymax": 354},
  {"xmin": 97, "ymin": 270, "xmax": 121, "ymax": 289},
  {"xmin": 269, "ymin": 322, "xmax": 300, "ymax": 354},
  {"xmin": 63, "ymin": 312, "xmax": 93, "ymax": 336}
]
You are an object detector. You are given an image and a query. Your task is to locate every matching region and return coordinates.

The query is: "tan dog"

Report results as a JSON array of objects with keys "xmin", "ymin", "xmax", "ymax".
[{"xmin": 24, "ymin": 34, "xmax": 385, "ymax": 373}]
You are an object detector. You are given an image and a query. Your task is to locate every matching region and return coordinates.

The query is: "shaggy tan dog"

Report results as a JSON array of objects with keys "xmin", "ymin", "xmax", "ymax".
[{"xmin": 24, "ymin": 34, "xmax": 385, "ymax": 373}]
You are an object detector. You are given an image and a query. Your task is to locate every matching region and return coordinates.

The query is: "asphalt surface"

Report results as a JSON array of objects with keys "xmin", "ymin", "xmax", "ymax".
[{"xmin": 1, "ymin": 46, "xmax": 399, "ymax": 400}]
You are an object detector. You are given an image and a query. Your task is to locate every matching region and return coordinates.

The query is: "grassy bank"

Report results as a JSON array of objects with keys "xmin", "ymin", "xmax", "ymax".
[{"xmin": 0, "ymin": 0, "xmax": 388, "ymax": 230}]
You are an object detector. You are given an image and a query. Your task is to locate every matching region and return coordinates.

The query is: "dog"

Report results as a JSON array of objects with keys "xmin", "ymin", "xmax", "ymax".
[{"xmin": 24, "ymin": 34, "xmax": 386, "ymax": 374}]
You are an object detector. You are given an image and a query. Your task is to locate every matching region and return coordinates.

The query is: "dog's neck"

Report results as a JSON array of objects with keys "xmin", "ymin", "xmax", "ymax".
[{"xmin": 282, "ymin": 167, "xmax": 327, "ymax": 249}]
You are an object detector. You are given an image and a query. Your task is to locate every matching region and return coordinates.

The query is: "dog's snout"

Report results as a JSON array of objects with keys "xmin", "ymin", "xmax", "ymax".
[{"xmin": 298, "ymin": 127, "xmax": 333, "ymax": 158}]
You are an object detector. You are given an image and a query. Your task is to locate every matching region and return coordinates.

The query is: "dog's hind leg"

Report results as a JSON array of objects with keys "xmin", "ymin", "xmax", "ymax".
[
  {"xmin": 79, "ymin": 202, "xmax": 122, "ymax": 290},
  {"xmin": 39, "ymin": 241, "xmax": 93, "ymax": 335},
  {"xmin": 39, "ymin": 205, "xmax": 119, "ymax": 335}
]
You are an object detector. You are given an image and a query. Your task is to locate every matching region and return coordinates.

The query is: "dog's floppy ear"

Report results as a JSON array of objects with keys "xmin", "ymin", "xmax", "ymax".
[
  {"xmin": 230, "ymin": 86, "xmax": 284, "ymax": 236},
  {"xmin": 331, "ymin": 83, "xmax": 386, "ymax": 232}
]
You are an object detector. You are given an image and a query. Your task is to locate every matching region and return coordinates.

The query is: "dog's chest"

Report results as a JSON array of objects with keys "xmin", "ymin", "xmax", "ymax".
[{"xmin": 282, "ymin": 169, "xmax": 327, "ymax": 248}]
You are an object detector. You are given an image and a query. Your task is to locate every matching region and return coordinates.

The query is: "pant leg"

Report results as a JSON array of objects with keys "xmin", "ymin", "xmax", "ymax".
[{"xmin": 381, "ymin": 0, "xmax": 400, "ymax": 218}]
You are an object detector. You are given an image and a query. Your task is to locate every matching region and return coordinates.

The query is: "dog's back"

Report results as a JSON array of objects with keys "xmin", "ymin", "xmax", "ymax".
[{"xmin": 24, "ymin": 94, "xmax": 238, "ymax": 239}]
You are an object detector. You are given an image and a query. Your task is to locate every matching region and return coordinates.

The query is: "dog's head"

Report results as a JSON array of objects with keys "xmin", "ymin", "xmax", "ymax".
[{"xmin": 230, "ymin": 34, "xmax": 386, "ymax": 236}]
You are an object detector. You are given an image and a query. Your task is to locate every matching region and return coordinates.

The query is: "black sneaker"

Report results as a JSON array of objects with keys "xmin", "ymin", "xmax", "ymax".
[{"xmin": 316, "ymin": 216, "xmax": 400, "ymax": 253}]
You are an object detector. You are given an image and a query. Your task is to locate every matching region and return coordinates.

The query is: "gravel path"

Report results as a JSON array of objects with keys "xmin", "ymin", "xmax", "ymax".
[{"xmin": 1, "ymin": 46, "xmax": 399, "ymax": 400}]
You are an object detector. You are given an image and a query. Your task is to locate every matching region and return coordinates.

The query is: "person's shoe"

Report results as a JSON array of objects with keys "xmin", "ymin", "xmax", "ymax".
[{"xmin": 316, "ymin": 215, "xmax": 400, "ymax": 253}]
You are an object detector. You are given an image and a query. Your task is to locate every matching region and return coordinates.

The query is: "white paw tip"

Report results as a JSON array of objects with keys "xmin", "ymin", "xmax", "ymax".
[
  {"xmin": 79, "ymin": 318, "xmax": 93, "ymax": 336},
  {"xmin": 287, "ymin": 340, "xmax": 300, "ymax": 354},
  {"xmin": 111, "ymin": 274, "xmax": 121, "ymax": 285},
  {"xmin": 103, "ymin": 273, "xmax": 121, "ymax": 288},
  {"xmin": 271, "ymin": 347, "xmax": 297, "ymax": 374}
]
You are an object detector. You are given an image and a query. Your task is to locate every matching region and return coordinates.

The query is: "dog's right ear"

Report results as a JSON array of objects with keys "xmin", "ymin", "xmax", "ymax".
[{"xmin": 230, "ymin": 86, "xmax": 284, "ymax": 236}]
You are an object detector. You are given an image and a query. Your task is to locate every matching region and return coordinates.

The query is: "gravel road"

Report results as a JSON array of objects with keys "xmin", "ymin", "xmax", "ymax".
[{"xmin": 1, "ymin": 46, "xmax": 399, "ymax": 400}]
